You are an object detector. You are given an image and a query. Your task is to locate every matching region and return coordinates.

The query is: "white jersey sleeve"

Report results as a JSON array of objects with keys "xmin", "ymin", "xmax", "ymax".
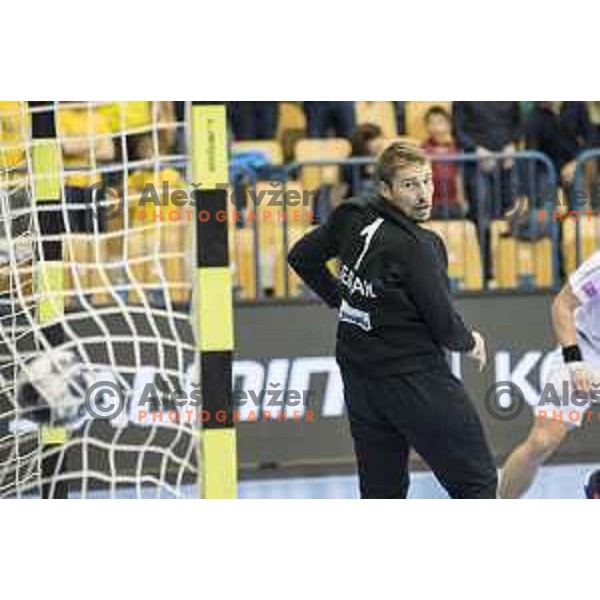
[{"xmin": 569, "ymin": 251, "xmax": 600, "ymax": 305}]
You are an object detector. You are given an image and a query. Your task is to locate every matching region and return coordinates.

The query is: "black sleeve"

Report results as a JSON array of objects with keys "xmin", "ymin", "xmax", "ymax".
[
  {"xmin": 404, "ymin": 239, "xmax": 475, "ymax": 352},
  {"xmin": 524, "ymin": 111, "xmax": 540, "ymax": 150},
  {"xmin": 510, "ymin": 101, "xmax": 522, "ymax": 145},
  {"xmin": 287, "ymin": 213, "xmax": 342, "ymax": 309},
  {"xmin": 577, "ymin": 102, "xmax": 595, "ymax": 147}
]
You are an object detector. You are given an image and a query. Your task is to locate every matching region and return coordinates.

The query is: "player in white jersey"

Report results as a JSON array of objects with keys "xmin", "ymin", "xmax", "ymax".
[{"xmin": 498, "ymin": 251, "xmax": 600, "ymax": 498}]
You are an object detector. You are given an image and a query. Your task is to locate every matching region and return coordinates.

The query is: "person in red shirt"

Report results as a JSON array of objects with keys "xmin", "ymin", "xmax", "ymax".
[{"xmin": 422, "ymin": 106, "xmax": 469, "ymax": 219}]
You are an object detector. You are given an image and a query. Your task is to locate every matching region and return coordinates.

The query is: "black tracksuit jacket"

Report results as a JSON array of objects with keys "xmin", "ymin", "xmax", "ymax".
[{"xmin": 288, "ymin": 194, "xmax": 475, "ymax": 376}]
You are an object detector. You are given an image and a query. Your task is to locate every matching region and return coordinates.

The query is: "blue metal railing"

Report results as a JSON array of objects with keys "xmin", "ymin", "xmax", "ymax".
[
  {"xmin": 238, "ymin": 150, "xmax": 558, "ymax": 298},
  {"xmin": 572, "ymin": 149, "xmax": 600, "ymax": 268}
]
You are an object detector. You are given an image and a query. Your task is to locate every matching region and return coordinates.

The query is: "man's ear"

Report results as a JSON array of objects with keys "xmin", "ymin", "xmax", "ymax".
[{"xmin": 379, "ymin": 180, "xmax": 391, "ymax": 200}]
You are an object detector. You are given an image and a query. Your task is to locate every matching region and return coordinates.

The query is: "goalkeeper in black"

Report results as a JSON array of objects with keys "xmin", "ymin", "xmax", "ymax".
[{"xmin": 288, "ymin": 142, "xmax": 497, "ymax": 499}]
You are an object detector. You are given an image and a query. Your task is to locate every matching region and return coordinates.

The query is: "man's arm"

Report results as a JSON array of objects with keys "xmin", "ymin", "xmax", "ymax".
[
  {"xmin": 404, "ymin": 240, "xmax": 475, "ymax": 353},
  {"xmin": 288, "ymin": 224, "xmax": 341, "ymax": 309},
  {"xmin": 551, "ymin": 282, "xmax": 580, "ymax": 347},
  {"xmin": 553, "ymin": 280, "xmax": 594, "ymax": 392}
]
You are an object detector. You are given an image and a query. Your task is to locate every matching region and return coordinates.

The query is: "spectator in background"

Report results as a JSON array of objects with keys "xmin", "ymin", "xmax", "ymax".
[
  {"xmin": 228, "ymin": 102, "xmax": 278, "ymax": 140},
  {"xmin": 57, "ymin": 102, "xmax": 115, "ymax": 232},
  {"xmin": 587, "ymin": 101, "xmax": 600, "ymax": 144},
  {"xmin": 394, "ymin": 101, "xmax": 406, "ymax": 135},
  {"xmin": 99, "ymin": 101, "xmax": 177, "ymax": 183},
  {"xmin": 585, "ymin": 470, "xmax": 600, "ymax": 499},
  {"xmin": 525, "ymin": 102, "xmax": 593, "ymax": 196},
  {"xmin": 311, "ymin": 123, "xmax": 382, "ymax": 218},
  {"xmin": 421, "ymin": 106, "xmax": 468, "ymax": 219},
  {"xmin": 345, "ymin": 123, "xmax": 385, "ymax": 196},
  {"xmin": 453, "ymin": 101, "xmax": 521, "ymax": 218},
  {"xmin": 304, "ymin": 102, "xmax": 355, "ymax": 138}
]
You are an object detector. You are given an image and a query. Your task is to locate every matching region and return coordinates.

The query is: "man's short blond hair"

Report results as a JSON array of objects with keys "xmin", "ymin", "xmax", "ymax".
[{"xmin": 375, "ymin": 141, "xmax": 429, "ymax": 186}]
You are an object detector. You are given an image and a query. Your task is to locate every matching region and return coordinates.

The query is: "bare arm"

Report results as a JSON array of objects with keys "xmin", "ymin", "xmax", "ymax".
[
  {"xmin": 551, "ymin": 282, "xmax": 580, "ymax": 347},
  {"xmin": 552, "ymin": 281, "xmax": 594, "ymax": 392}
]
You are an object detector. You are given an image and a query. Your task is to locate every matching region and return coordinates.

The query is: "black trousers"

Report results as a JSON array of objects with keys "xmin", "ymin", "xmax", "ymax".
[{"xmin": 340, "ymin": 365, "xmax": 497, "ymax": 499}]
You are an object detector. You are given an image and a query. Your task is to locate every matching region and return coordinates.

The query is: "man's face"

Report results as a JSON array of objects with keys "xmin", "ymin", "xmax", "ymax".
[
  {"xmin": 426, "ymin": 113, "xmax": 451, "ymax": 144},
  {"xmin": 382, "ymin": 162, "xmax": 434, "ymax": 222}
]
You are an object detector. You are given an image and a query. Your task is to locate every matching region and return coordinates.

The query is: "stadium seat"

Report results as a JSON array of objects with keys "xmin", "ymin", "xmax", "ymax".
[
  {"xmin": 124, "ymin": 227, "xmax": 158, "ymax": 304},
  {"xmin": 120, "ymin": 170, "xmax": 191, "ymax": 304},
  {"xmin": 231, "ymin": 219, "xmax": 310, "ymax": 300},
  {"xmin": 421, "ymin": 220, "xmax": 483, "ymax": 290},
  {"xmin": 231, "ymin": 140, "xmax": 284, "ymax": 165},
  {"xmin": 122, "ymin": 221, "xmax": 190, "ymax": 305},
  {"xmin": 248, "ymin": 180, "xmax": 315, "ymax": 230},
  {"xmin": 294, "ymin": 138, "xmax": 352, "ymax": 192},
  {"xmin": 277, "ymin": 102, "xmax": 307, "ymax": 137},
  {"xmin": 562, "ymin": 217, "xmax": 600, "ymax": 275},
  {"xmin": 231, "ymin": 228, "xmax": 257, "ymax": 300},
  {"xmin": 255, "ymin": 222, "xmax": 299, "ymax": 298},
  {"xmin": 405, "ymin": 101, "xmax": 452, "ymax": 142},
  {"xmin": 354, "ymin": 102, "xmax": 398, "ymax": 138},
  {"xmin": 64, "ymin": 234, "xmax": 113, "ymax": 306},
  {"xmin": 0, "ymin": 101, "xmax": 28, "ymax": 178},
  {"xmin": 283, "ymin": 224, "xmax": 311, "ymax": 298},
  {"xmin": 489, "ymin": 220, "xmax": 554, "ymax": 288}
]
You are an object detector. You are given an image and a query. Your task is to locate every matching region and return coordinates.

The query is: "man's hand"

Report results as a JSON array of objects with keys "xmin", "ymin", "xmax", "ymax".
[
  {"xmin": 561, "ymin": 160, "xmax": 577, "ymax": 186},
  {"xmin": 468, "ymin": 330, "xmax": 487, "ymax": 372},
  {"xmin": 476, "ymin": 146, "xmax": 496, "ymax": 173},
  {"xmin": 568, "ymin": 361, "xmax": 595, "ymax": 393},
  {"xmin": 502, "ymin": 143, "xmax": 516, "ymax": 170}
]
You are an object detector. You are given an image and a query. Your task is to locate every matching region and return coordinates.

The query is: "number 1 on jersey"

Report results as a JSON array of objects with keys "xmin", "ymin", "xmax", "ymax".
[{"xmin": 354, "ymin": 218, "xmax": 384, "ymax": 270}]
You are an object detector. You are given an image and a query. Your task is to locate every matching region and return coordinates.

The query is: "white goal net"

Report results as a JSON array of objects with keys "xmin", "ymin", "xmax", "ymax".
[{"xmin": 0, "ymin": 101, "xmax": 201, "ymax": 498}]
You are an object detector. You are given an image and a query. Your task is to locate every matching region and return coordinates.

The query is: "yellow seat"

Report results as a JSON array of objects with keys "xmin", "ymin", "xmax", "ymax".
[
  {"xmin": 64, "ymin": 234, "xmax": 113, "ymax": 305},
  {"xmin": 277, "ymin": 102, "xmax": 307, "ymax": 137},
  {"xmin": 235, "ymin": 219, "xmax": 311, "ymax": 300},
  {"xmin": 231, "ymin": 140, "xmax": 284, "ymax": 165},
  {"xmin": 124, "ymin": 227, "xmax": 160, "ymax": 304},
  {"xmin": 283, "ymin": 224, "xmax": 311, "ymax": 297},
  {"xmin": 119, "ymin": 168, "xmax": 191, "ymax": 304},
  {"xmin": 562, "ymin": 217, "xmax": 600, "ymax": 275},
  {"xmin": 232, "ymin": 228, "xmax": 257, "ymax": 300},
  {"xmin": 253, "ymin": 222, "xmax": 309, "ymax": 298},
  {"xmin": 421, "ymin": 220, "xmax": 483, "ymax": 290},
  {"xmin": 247, "ymin": 180, "xmax": 315, "ymax": 231},
  {"xmin": 405, "ymin": 101, "xmax": 452, "ymax": 142},
  {"xmin": 294, "ymin": 138, "xmax": 352, "ymax": 192},
  {"xmin": 354, "ymin": 102, "xmax": 398, "ymax": 138},
  {"xmin": 490, "ymin": 220, "xmax": 554, "ymax": 288}
]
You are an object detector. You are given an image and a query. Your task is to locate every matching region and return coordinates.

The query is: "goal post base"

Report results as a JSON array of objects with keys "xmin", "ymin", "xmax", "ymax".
[{"xmin": 200, "ymin": 428, "xmax": 237, "ymax": 499}]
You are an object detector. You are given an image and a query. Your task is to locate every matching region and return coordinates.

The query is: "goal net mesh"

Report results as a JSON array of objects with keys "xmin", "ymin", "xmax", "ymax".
[{"xmin": 0, "ymin": 101, "xmax": 200, "ymax": 498}]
